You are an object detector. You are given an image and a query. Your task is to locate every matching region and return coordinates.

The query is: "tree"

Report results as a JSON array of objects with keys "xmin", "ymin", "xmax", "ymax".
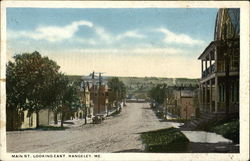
[
  {"xmin": 48, "ymin": 73, "xmax": 69, "ymax": 124},
  {"xmin": 6, "ymin": 51, "xmax": 60, "ymax": 129},
  {"xmin": 6, "ymin": 61, "xmax": 25, "ymax": 130},
  {"xmin": 108, "ymin": 77, "xmax": 126, "ymax": 108},
  {"xmin": 59, "ymin": 80, "xmax": 81, "ymax": 127},
  {"xmin": 43, "ymin": 74, "xmax": 81, "ymax": 127},
  {"xmin": 148, "ymin": 84, "xmax": 167, "ymax": 105}
]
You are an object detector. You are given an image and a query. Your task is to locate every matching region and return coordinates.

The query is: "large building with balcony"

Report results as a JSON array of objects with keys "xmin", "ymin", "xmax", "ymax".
[{"xmin": 198, "ymin": 8, "xmax": 239, "ymax": 114}]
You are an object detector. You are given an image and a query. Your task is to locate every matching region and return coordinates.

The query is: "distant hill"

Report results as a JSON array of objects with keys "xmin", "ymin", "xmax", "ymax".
[
  {"xmin": 67, "ymin": 75, "xmax": 199, "ymax": 99},
  {"xmin": 118, "ymin": 77, "xmax": 199, "ymax": 99}
]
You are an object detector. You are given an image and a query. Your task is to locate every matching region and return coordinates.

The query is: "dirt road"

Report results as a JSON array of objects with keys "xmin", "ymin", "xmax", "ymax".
[{"xmin": 7, "ymin": 103, "xmax": 180, "ymax": 153}]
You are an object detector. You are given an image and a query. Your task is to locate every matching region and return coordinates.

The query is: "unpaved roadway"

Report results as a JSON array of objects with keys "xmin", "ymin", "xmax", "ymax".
[{"xmin": 7, "ymin": 103, "xmax": 180, "ymax": 153}]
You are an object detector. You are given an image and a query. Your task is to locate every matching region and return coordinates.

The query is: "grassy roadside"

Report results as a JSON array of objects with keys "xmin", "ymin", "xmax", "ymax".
[
  {"xmin": 141, "ymin": 127, "xmax": 189, "ymax": 152},
  {"xmin": 196, "ymin": 114, "xmax": 239, "ymax": 144},
  {"xmin": 209, "ymin": 119, "xmax": 239, "ymax": 144}
]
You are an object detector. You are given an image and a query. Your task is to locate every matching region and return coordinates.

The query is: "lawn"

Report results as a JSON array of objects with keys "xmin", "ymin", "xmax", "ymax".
[
  {"xmin": 210, "ymin": 119, "xmax": 239, "ymax": 144},
  {"xmin": 195, "ymin": 114, "xmax": 239, "ymax": 144},
  {"xmin": 141, "ymin": 127, "xmax": 189, "ymax": 152}
]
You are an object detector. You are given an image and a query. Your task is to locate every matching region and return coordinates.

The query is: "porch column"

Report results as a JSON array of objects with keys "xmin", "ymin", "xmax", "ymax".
[
  {"xmin": 201, "ymin": 60, "xmax": 204, "ymax": 78},
  {"xmin": 215, "ymin": 45, "xmax": 217, "ymax": 72},
  {"xmin": 209, "ymin": 53, "xmax": 212, "ymax": 74},
  {"xmin": 200, "ymin": 84, "xmax": 203, "ymax": 112},
  {"xmin": 204, "ymin": 82, "xmax": 208, "ymax": 112},
  {"xmin": 209, "ymin": 79, "xmax": 212, "ymax": 112},
  {"xmin": 205, "ymin": 59, "xmax": 208, "ymax": 75},
  {"xmin": 215, "ymin": 77, "xmax": 219, "ymax": 112}
]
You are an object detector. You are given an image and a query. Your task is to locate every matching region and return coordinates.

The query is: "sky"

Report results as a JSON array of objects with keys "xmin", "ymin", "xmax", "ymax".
[{"xmin": 7, "ymin": 8, "xmax": 218, "ymax": 78}]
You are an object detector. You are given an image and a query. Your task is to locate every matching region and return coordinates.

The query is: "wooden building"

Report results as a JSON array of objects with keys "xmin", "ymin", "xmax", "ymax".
[
  {"xmin": 198, "ymin": 9, "xmax": 239, "ymax": 114},
  {"xmin": 90, "ymin": 84, "xmax": 109, "ymax": 115},
  {"xmin": 164, "ymin": 86, "xmax": 198, "ymax": 119}
]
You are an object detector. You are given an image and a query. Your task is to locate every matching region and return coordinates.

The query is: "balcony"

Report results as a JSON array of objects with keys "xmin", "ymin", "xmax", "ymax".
[{"xmin": 202, "ymin": 63, "xmax": 215, "ymax": 78}]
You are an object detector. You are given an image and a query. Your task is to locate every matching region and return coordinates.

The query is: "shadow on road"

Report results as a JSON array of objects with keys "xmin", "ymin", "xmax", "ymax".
[
  {"xmin": 113, "ymin": 149, "xmax": 143, "ymax": 153},
  {"xmin": 141, "ymin": 107, "xmax": 152, "ymax": 110},
  {"xmin": 159, "ymin": 119, "xmax": 184, "ymax": 123}
]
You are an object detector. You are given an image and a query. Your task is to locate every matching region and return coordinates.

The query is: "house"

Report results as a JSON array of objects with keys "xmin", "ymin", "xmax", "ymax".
[
  {"xmin": 39, "ymin": 109, "xmax": 54, "ymax": 126},
  {"xmin": 164, "ymin": 86, "xmax": 198, "ymax": 119},
  {"xmin": 77, "ymin": 83, "xmax": 93, "ymax": 118},
  {"xmin": 6, "ymin": 108, "xmax": 54, "ymax": 130},
  {"xmin": 20, "ymin": 110, "xmax": 37, "ymax": 129},
  {"xmin": 90, "ymin": 84, "xmax": 109, "ymax": 115},
  {"xmin": 178, "ymin": 91, "xmax": 196, "ymax": 120},
  {"xmin": 198, "ymin": 8, "xmax": 239, "ymax": 114}
]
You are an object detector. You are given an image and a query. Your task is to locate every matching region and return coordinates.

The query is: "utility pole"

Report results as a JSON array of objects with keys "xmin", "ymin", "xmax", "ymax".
[
  {"xmin": 97, "ymin": 73, "xmax": 101, "ymax": 114},
  {"xmin": 81, "ymin": 80, "xmax": 87, "ymax": 124},
  {"xmin": 84, "ymin": 82, "xmax": 87, "ymax": 124}
]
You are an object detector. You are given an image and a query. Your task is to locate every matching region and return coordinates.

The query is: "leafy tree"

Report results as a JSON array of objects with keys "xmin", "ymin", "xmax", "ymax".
[
  {"xmin": 6, "ymin": 61, "xmax": 25, "ymax": 130},
  {"xmin": 48, "ymin": 75, "xmax": 81, "ymax": 127},
  {"xmin": 108, "ymin": 77, "xmax": 126, "ymax": 107},
  {"xmin": 48, "ymin": 73, "xmax": 69, "ymax": 124},
  {"xmin": 6, "ymin": 51, "xmax": 60, "ymax": 128},
  {"xmin": 148, "ymin": 84, "xmax": 167, "ymax": 105},
  {"xmin": 60, "ymin": 80, "xmax": 81, "ymax": 127}
]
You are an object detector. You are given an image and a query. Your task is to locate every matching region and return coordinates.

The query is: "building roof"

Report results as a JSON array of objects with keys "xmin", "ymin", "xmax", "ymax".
[{"xmin": 198, "ymin": 41, "xmax": 216, "ymax": 60}]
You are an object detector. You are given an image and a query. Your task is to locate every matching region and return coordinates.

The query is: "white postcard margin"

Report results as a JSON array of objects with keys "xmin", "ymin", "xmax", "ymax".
[{"xmin": 0, "ymin": 1, "xmax": 249, "ymax": 161}]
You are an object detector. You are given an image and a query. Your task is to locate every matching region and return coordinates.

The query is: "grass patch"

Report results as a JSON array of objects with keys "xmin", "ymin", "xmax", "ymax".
[
  {"xmin": 195, "ymin": 114, "xmax": 239, "ymax": 144},
  {"xmin": 141, "ymin": 127, "xmax": 189, "ymax": 152},
  {"xmin": 210, "ymin": 119, "xmax": 239, "ymax": 144}
]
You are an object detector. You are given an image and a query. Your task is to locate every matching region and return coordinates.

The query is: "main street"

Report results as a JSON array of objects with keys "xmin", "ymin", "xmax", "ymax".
[{"xmin": 7, "ymin": 103, "xmax": 181, "ymax": 153}]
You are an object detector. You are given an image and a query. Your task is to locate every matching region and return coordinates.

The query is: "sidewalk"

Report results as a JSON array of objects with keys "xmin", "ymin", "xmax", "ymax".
[
  {"xmin": 179, "ymin": 124, "xmax": 239, "ymax": 152},
  {"xmin": 49, "ymin": 109, "xmax": 119, "ymax": 128},
  {"xmin": 49, "ymin": 117, "xmax": 93, "ymax": 127}
]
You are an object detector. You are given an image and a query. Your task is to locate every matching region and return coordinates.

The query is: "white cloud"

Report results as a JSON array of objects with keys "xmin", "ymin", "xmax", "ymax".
[
  {"xmin": 8, "ymin": 20, "xmax": 94, "ymax": 42},
  {"xmin": 8, "ymin": 20, "xmax": 146, "ymax": 46},
  {"xmin": 158, "ymin": 27, "xmax": 205, "ymax": 46},
  {"xmin": 94, "ymin": 27, "xmax": 113, "ymax": 43},
  {"xmin": 116, "ymin": 30, "xmax": 145, "ymax": 40}
]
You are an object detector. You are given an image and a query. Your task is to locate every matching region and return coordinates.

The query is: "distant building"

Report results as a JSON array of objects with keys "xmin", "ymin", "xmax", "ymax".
[
  {"xmin": 78, "ymin": 83, "xmax": 93, "ymax": 118},
  {"xmin": 178, "ymin": 94, "xmax": 196, "ymax": 120},
  {"xmin": 165, "ymin": 86, "xmax": 198, "ymax": 119},
  {"xmin": 90, "ymin": 84, "xmax": 109, "ymax": 115},
  {"xmin": 198, "ymin": 9, "xmax": 239, "ymax": 114}
]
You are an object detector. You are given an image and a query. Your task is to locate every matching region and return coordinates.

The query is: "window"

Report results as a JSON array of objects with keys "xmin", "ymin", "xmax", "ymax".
[
  {"xmin": 219, "ymin": 84, "xmax": 225, "ymax": 102},
  {"xmin": 230, "ymin": 50, "xmax": 239, "ymax": 71},
  {"xmin": 231, "ymin": 81, "xmax": 239, "ymax": 103}
]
